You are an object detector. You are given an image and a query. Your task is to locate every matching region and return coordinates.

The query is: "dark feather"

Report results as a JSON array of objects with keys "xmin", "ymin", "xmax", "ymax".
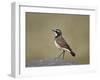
[
  {"xmin": 70, "ymin": 51, "xmax": 75, "ymax": 57},
  {"xmin": 55, "ymin": 36, "xmax": 72, "ymax": 51}
]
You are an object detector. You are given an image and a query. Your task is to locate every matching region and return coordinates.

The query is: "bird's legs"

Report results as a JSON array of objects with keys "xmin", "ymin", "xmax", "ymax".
[
  {"xmin": 55, "ymin": 50, "xmax": 65, "ymax": 59},
  {"xmin": 62, "ymin": 50, "xmax": 65, "ymax": 59}
]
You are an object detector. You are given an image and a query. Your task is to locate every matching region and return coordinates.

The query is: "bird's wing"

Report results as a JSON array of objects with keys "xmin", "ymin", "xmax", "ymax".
[{"xmin": 56, "ymin": 36, "xmax": 72, "ymax": 51}]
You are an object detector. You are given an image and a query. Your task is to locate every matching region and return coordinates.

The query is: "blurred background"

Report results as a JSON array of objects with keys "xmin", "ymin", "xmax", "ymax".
[{"xmin": 26, "ymin": 12, "xmax": 89, "ymax": 66}]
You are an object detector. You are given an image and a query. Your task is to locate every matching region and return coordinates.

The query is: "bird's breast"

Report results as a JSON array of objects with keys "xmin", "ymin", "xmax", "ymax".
[{"xmin": 54, "ymin": 40, "xmax": 61, "ymax": 49}]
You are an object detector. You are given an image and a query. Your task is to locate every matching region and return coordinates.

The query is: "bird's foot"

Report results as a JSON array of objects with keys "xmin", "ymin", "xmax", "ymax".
[
  {"xmin": 54, "ymin": 57, "xmax": 64, "ymax": 61},
  {"xmin": 54, "ymin": 57, "xmax": 60, "ymax": 60}
]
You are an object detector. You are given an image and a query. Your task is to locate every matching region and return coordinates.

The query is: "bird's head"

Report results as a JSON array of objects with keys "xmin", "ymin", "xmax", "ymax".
[{"xmin": 52, "ymin": 29, "xmax": 62, "ymax": 37}]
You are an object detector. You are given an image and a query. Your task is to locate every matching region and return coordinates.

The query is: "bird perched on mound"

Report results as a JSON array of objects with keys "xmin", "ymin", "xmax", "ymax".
[{"xmin": 52, "ymin": 29, "xmax": 76, "ymax": 59}]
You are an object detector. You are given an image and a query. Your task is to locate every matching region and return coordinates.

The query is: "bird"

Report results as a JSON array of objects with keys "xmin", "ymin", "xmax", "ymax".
[{"xmin": 52, "ymin": 29, "xmax": 76, "ymax": 59}]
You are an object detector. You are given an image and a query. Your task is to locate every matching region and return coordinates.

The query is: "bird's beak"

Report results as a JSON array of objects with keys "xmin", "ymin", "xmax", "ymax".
[{"xmin": 51, "ymin": 29, "xmax": 56, "ymax": 32}]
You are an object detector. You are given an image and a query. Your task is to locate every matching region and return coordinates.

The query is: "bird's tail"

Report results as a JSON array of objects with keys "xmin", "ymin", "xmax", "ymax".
[{"xmin": 70, "ymin": 51, "xmax": 76, "ymax": 57}]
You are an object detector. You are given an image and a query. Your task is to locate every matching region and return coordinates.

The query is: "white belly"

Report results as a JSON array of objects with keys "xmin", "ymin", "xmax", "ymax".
[
  {"xmin": 54, "ymin": 41, "xmax": 71, "ymax": 53},
  {"xmin": 54, "ymin": 41, "xmax": 61, "ymax": 49}
]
